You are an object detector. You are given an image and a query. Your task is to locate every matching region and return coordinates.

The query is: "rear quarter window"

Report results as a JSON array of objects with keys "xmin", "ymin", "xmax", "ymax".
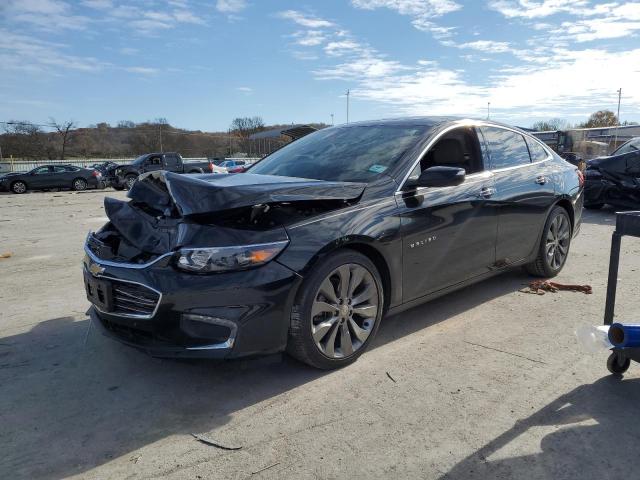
[
  {"xmin": 525, "ymin": 137, "xmax": 550, "ymax": 163},
  {"xmin": 481, "ymin": 126, "xmax": 531, "ymax": 169}
]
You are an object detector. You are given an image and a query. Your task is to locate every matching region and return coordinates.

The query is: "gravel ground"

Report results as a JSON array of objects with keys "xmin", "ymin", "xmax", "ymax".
[{"xmin": 1, "ymin": 189, "xmax": 639, "ymax": 480}]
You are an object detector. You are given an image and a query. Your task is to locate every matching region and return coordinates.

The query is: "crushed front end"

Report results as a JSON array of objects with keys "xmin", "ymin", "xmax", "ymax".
[{"xmin": 83, "ymin": 170, "xmax": 363, "ymax": 358}]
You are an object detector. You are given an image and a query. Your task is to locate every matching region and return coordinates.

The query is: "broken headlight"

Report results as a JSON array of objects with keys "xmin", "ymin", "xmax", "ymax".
[{"xmin": 175, "ymin": 241, "xmax": 289, "ymax": 273}]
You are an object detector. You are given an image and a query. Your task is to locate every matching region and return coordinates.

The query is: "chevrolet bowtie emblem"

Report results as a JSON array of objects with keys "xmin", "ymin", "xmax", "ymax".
[{"xmin": 89, "ymin": 262, "xmax": 105, "ymax": 277}]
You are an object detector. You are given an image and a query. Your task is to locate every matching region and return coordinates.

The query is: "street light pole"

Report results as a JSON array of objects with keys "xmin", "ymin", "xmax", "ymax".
[
  {"xmin": 346, "ymin": 89, "xmax": 350, "ymax": 124},
  {"xmin": 159, "ymin": 123, "xmax": 163, "ymax": 152},
  {"xmin": 487, "ymin": 102, "xmax": 491, "ymax": 120},
  {"xmin": 614, "ymin": 88, "xmax": 622, "ymax": 149},
  {"xmin": 331, "ymin": 113, "xmax": 334, "ymax": 126}
]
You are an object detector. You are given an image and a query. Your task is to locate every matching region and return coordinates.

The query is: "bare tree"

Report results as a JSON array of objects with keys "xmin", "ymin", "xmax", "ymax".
[
  {"xmin": 230, "ymin": 116, "xmax": 265, "ymax": 139},
  {"xmin": 532, "ymin": 118, "xmax": 570, "ymax": 131},
  {"xmin": 49, "ymin": 118, "xmax": 76, "ymax": 160}
]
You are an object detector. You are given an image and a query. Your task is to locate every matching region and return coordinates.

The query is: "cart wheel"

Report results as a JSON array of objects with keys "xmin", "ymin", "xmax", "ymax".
[{"xmin": 607, "ymin": 352, "xmax": 631, "ymax": 375}]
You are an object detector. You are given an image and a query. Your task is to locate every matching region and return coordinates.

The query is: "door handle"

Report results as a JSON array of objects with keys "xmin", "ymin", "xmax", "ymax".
[
  {"xmin": 478, "ymin": 186, "xmax": 496, "ymax": 198},
  {"xmin": 535, "ymin": 175, "xmax": 547, "ymax": 185}
]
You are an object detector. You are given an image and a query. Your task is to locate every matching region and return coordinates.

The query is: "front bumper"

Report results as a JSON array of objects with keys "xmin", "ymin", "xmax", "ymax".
[{"xmin": 84, "ymin": 242, "xmax": 302, "ymax": 359}]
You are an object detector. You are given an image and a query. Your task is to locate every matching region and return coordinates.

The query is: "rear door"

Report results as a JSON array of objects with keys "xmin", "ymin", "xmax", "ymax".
[
  {"xmin": 162, "ymin": 154, "xmax": 181, "ymax": 172},
  {"xmin": 399, "ymin": 126, "xmax": 498, "ymax": 302},
  {"xmin": 52, "ymin": 166, "xmax": 72, "ymax": 187},
  {"xmin": 480, "ymin": 126, "xmax": 557, "ymax": 265}
]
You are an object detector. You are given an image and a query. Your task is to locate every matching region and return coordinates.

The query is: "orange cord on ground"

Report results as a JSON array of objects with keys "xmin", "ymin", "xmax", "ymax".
[{"xmin": 520, "ymin": 280, "xmax": 593, "ymax": 295}]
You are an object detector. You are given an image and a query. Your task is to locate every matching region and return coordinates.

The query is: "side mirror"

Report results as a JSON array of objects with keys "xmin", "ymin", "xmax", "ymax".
[{"xmin": 406, "ymin": 166, "xmax": 465, "ymax": 188}]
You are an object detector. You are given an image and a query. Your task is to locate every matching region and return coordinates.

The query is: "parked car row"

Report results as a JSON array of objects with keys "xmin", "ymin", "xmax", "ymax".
[
  {"xmin": 0, "ymin": 153, "xmax": 253, "ymax": 194},
  {"xmin": 0, "ymin": 164, "xmax": 104, "ymax": 194}
]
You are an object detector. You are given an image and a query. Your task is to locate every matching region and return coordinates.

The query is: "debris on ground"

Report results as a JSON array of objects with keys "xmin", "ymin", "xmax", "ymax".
[
  {"xmin": 251, "ymin": 462, "xmax": 280, "ymax": 475},
  {"xmin": 0, "ymin": 252, "xmax": 12, "ymax": 259},
  {"xmin": 386, "ymin": 371, "xmax": 397, "ymax": 383},
  {"xmin": 191, "ymin": 433, "xmax": 242, "ymax": 450},
  {"xmin": 520, "ymin": 280, "xmax": 592, "ymax": 295}
]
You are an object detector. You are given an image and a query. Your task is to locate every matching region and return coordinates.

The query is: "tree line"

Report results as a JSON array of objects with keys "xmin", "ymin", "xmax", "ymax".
[
  {"xmin": 532, "ymin": 110, "xmax": 639, "ymax": 132},
  {"xmin": 0, "ymin": 117, "xmax": 325, "ymax": 161}
]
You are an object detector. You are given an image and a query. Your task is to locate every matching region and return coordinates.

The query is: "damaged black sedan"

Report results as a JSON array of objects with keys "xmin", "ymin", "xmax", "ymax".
[
  {"xmin": 584, "ymin": 137, "xmax": 640, "ymax": 209},
  {"xmin": 84, "ymin": 117, "xmax": 583, "ymax": 369}
]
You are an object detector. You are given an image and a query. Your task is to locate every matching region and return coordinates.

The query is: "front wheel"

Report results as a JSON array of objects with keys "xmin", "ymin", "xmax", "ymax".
[
  {"xmin": 11, "ymin": 181, "xmax": 27, "ymax": 194},
  {"xmin": 287, "ymin": 250, "xmax": 384, "ymax": 369},
  {"xmin": 526, "ymin": 206, "xmax": 572, "ymax": 278}
]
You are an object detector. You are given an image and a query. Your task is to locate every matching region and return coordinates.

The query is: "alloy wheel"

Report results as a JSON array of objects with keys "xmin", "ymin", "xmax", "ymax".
[
  {"xmin": 74, "ymin": 179, "xmax": 87, "ymax": 191},
  {"xmin": 311, "ymin": 263, "xmax": 380, "ymax": 359},
  {"xmin": 126, "ymin": 176, "xmax": 136, "ymax": 189},
  {"xmin": 545, "ymin": 213, "xmax": 570, "ymax": 270},
  {"xmin": 12, "ymin": 182, "xmax": 26, "ymax": 194}
]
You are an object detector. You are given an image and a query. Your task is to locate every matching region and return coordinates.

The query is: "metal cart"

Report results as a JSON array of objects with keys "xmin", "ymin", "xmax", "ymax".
[{"xmin": 604, "ymin": 211, "xmax": 640, "ymax": 374}]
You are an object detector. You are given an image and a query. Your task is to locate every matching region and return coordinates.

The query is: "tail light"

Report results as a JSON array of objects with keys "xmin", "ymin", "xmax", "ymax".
[
  {"xmin": 209, "ymin": 162, "xmax": 214, "ymax": 172},
  {"xmin": 92, "ymin": 170, "xmax": 101, "ymax": 178},
  {"xmin": 576, "ymin": 169, "xmax": 584, "ymax": 188}
]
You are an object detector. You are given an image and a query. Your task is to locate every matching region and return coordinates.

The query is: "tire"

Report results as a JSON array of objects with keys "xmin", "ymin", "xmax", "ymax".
[
  {"xmin": 287, "ymin": 249, "xmax": 384, "ymax": 369},
  {"xmin": 11, "ymin": 181, "xmax": 27, "ymax": 194},
  {"xmin": 584, "ymin": 203, "xmax": 604, "ymax": 210},
  {"xmin": 124, "ymin": 174, "xmax": 137, "ymax": 190},
  {"xmin": 112, "ymin": 185, "xmax": 125, "ymax": 191},
  {"xmin": 607, "ymin": 352, "xmax": 630, "ymax": 375},
  {"xmin": 72, "ymin": 178, "xmax": 88, "ymax": 191},
  {"xmin": 526, "ymin": 206, "xmax": 572, "ymax": 278}
]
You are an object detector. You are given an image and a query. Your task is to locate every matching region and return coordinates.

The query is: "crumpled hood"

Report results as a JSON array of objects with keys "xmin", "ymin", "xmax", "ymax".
[{"xmin": 127, "ymin": 170, "xmax": 366, "ymax": 217}]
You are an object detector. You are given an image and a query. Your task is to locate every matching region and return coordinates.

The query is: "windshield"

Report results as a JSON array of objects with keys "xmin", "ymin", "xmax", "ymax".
[
  {"xmin": 614, "ymin": 138, "xmax": 640, "ymax": 155},
  {"xmin": 131, "ymin": 155, "xmax": 148, "ymax": 165},
  {"xmin": 249, "ymin": 124, "xmax": 429, "ymax": 182}
]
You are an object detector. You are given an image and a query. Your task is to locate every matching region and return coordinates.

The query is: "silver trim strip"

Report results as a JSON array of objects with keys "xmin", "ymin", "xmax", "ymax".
[
  {"xmin": 86, "ymin": 266, "xmax": 163, "ymax": 320},
  {"xmin": 183, "ymin": 314, "xmax": 238, "ymax": 350},
  {"xmin": 84, "ymin": 233, "xmax": 173, "ymax": 269}
]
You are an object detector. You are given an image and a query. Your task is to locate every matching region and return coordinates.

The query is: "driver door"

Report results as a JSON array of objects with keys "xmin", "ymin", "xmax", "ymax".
[{"xmin": 398, "ymin": 127, "xmax": 498, "ymax": 302}]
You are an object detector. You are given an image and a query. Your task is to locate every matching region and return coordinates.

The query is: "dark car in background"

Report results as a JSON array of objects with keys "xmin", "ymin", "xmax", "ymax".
[
  {"xmin": 83, "ymin": 117, "xmax": 583, "ymax": 369},
  {"xmin": 584, "ymin": 137, "xmax": 640, "ymax": 209},
  {"xmin": 111, "ymin": 152, "xmax": 215, "ymax": 190},
  {"xmin": 0, "ymin": 164, "xmax": 103, "ymax": 194}
]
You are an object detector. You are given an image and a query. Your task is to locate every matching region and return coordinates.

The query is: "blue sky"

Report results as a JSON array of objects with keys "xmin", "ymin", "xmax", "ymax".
[{"xmin": 1, "ymin": 0, "xmax": 639, "ymax": 131}]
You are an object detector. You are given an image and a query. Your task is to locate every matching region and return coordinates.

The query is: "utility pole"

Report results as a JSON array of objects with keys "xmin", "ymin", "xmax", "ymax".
[
  {"xmin": 346, "ymin": 89, "xmax": 350, "ymax": 124},
  {"xmin": 331, "ymin": 113, "xmax": 334, "ymax": 126},
  {"xmin": 614, "ymin": 88, "xmax": 622, "ymax": 149},
  {"xmin": 487, "ymin": 102, "xmax": 491, "ymax": 120},
  {"xmin": 159, "ymin": 123, "xmax": 163, "ymax": 152}
]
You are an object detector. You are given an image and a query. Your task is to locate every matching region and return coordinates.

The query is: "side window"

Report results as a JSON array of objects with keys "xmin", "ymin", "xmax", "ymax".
[
  {"xmin": 481, "ymin": 127, "xmax": 531, "ymax": 169},
  {"xmin": 409, "ymin": 127, "xmax": 484, "ymax": 181},
  {"xmin": 33, "ymin": 166, "xmax": 50, "ymax": 175},
  {"xmin": 53, "ymin": 166, "xmax": 67, "ymax": 173},
  {"xmin": 526, "ymin": 137, "xmax": 549, "ymax": 163}
]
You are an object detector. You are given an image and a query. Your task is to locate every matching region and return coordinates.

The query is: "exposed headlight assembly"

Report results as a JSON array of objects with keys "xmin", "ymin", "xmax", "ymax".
[{"xmin": 175, "ymin": 241, "xmax": 289, "ymax": 273}]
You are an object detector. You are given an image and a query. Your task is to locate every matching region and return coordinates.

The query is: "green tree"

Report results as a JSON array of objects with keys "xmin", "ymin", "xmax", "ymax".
[
  {"xmin": 578, "ymin": 110, "xmax": 618, "ymax": 128},
  {"xmin": 532, "ymin": 118, "xmax": 570, "ymax": 131}
]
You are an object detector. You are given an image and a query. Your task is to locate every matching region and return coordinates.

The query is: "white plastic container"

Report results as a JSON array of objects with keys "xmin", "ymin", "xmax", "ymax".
[{"xmin": 575, "ymin": 324, "xmax": 612, "ymax": 353}]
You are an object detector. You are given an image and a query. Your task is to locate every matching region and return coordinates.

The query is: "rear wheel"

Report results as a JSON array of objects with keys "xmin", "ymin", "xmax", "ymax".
[
  {"xmin": 526, "ymin": 206, "xmax": 572, "ymax": 278},
  {"xmin": 72, "ymin": 178, "xmax": 88, "ymax": 191},
  {"xmin": 11, "ymin": 181, "xmax": 27, "ymax": 194},
  {"xmin": 287, "ymin": 250, "xmax": 384, "ymax": 369}
]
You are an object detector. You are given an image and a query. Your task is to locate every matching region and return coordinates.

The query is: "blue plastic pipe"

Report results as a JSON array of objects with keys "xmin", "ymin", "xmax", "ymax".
[{"xmin": 608, "ymin": 323, "xmax": 640, "ymax": 348}]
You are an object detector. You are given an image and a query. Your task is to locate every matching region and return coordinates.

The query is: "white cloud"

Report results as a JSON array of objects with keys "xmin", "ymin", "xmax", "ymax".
[
  {"xmin": 81, "ymin": 0, "xmax": 112, "ymax": 9},
  {"xmin": 216, "ymin": 0, "xmax": 247, "ymax": 14},
  {"xmin": 0, "ymin": 29, "xmax": 105, "ymax": 73},
  {"xmin": 236, "ymin": 86, "xmax": 253, "ymax": 94},
  {"xmin": 277, "ymin": 10, "xmax": 335, "ymax": 28},
  {"xmin": 350, "ymin": 0, "xmax": 461, "ymax": 37},
  {"xmin": 293, "ymin": 30, "xmax": 326, "ymax": 46},
  {"xmin": 5, "ymin": 0, "xmax": 91, "ymax": 31},
  {"xmin": 124, "ymin": 66, "xmax": 159, "ymax": 74},
  {"xmin": 488, "ymin": 0, "xmax": 589, "ymax": 19},
  {"xmin": 458, "ymin": 40, "xmax": 512, "ymax": 53}
]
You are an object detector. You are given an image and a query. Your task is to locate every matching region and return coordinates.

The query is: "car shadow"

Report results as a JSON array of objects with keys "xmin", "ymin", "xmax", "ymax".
[
  {"xmin": 0, "ymin": 270, "xmax": 529, "ymax": 479},
  {"xmin": 439, "ymin": 376, "xmax": 640, "ymax": 480},
  {"xmin": 580, "ymin": 206, "xmax": 618, "ymax": 227}
]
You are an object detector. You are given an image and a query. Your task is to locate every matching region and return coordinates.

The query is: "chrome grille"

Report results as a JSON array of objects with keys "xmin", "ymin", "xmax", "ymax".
[{"xmin": 110, "ymin": 280, "xmax": 160, "ymax": 317}]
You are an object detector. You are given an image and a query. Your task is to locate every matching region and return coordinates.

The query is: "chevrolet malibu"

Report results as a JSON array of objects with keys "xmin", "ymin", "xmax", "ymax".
[{"xmin": 83, "ymin": 117, "xmax": 583, "ymax": 369}]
